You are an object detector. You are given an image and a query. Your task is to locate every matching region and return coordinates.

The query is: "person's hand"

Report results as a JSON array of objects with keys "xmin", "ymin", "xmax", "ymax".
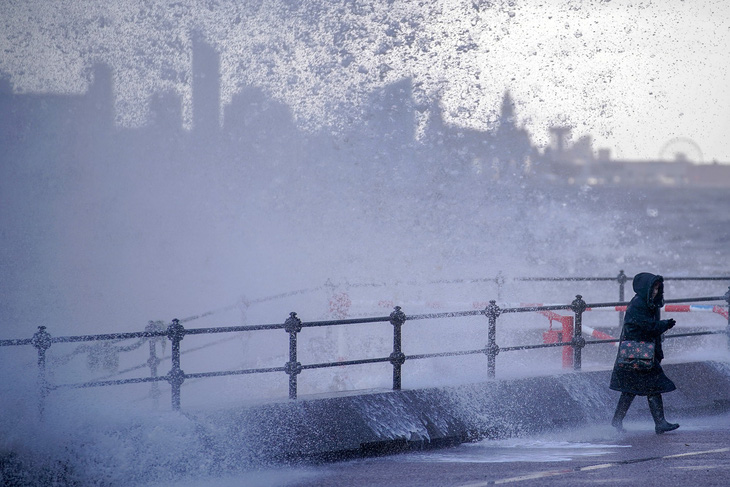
[{"xmin": 666, "ymin": 318, "xmax": 676, "ymax": 329}]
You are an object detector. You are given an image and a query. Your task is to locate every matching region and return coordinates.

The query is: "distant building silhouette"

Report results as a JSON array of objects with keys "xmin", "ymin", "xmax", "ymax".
[
  {"xmin": 490, "ymin": 91, "xmax": 534, "ymax": 179},
  {"xmin": 149, "ymin": 90, "xmax": 183, "ymax": 130},
  {"xmin": 542, "ymin": 130, "xmax": 730, "ymax": 187},
  {"xmin": 85, "ymin": 63, "xmax": 114, "ymax": 128},
  {"xmin": 191, "ymin": 32, "xmax": 221, "ymax": 142},
  {"xmin": 1, "ymin": 34, "xmax": 728, "ymax": 189}
]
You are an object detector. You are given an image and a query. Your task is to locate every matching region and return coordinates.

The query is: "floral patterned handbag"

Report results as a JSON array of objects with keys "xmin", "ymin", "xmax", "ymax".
[{"xmin": 617, "ymin": 340, "xmax": 656, "ymax": 371}]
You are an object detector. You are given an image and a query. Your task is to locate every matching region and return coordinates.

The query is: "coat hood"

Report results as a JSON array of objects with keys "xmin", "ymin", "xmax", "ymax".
[{"xmin": 632, "ymin": 272, "xmax": 664, "ymax": 309}]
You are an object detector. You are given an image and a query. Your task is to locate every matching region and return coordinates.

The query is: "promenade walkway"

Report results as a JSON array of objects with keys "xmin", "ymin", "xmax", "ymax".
[{"xmin": 226, "ymin": 414, "xmax": 730, "ymax": 487}]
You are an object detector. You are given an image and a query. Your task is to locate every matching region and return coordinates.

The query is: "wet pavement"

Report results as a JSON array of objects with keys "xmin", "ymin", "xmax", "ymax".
[{"xmin": 212, "ymin": 413, "xmax": 730, "ymax": 487}]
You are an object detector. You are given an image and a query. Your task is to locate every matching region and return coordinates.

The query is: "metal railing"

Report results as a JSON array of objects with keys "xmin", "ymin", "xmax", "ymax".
[
  {"xmin": 2, "ymin": 282, "xmax": 729, "ymax": 415},
  {"xmin": 514, "ymin": 270, "xmax": 730, "ymax": 325}
]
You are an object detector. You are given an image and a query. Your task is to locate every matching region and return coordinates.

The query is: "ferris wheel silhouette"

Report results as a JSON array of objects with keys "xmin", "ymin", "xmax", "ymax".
[{"xmin": 658, "ymin": 137, "xmax": 703, "ymax": 163}]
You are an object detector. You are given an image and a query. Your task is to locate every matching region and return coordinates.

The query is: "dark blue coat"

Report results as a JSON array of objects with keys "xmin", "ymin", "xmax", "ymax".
[{"xmin": 609, "ymin": 272, "xmax": 676, "ymax": 395}]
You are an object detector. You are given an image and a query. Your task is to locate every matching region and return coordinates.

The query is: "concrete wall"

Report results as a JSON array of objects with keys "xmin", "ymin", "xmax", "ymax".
[{"xmin": 190, "ymin": 361, "xmax": 730, "ymax": 465}]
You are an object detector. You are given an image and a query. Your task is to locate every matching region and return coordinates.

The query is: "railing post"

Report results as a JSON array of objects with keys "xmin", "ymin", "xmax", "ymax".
[
  {"xmin": 284, "ymin": 312, "xmax": 303, "ymax": 400},
  {"xmin": 485, "ymin": 300, "xmax": 501, "ymax": 379},
  {"xmin": 389, "ymin": 306, "xmax": 407, "ymax": 391},
  {"xmin": 617, "ymin": 270, "xmax": 628, "ymax": 327},
  {"xmin": 571, "ymin": 295, "xmax": 587, "ymax": 371},
  {"xmin": 166, "ymin": 319, "xmax": 185, "ymax": 411},
  {"xmin": 31, "ymin": 326, "xmax": 52, "ymax": 418},
  {"xmin": 725, "ymin": 286, "xmax": 730, "ymax": 351},
  {"xmin": 146, "ymin": 320, "xmax": 163, "ymax": 406}
]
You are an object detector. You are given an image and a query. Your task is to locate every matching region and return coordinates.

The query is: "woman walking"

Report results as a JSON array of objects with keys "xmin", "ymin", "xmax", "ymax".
[{"xmin": 610, "ymin": 272, "xmax": 680, "ymax": 434}]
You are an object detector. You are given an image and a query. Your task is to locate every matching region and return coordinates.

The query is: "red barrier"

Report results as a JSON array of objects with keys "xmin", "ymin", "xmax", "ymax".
[
  {"xmin": 714, "ymin": 305, "xmax": 729, "ymax": 320},
  {"xmin": 540, "ymin": 311, "xmax": 574, "ymax": 368},
  {"xmin": 665, "ymin": 304, "xmax": 691, "ymax": 312}
]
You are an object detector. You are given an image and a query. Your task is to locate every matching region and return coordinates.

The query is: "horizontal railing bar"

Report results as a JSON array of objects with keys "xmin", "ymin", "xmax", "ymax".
[
  {"xmin": 501, "ymin": 342, "xmax": 574, "ymax": 351},
  {"xmin": 406, "ymin": 310, "xmax": 484, "ymax": 320},
  {"xmin": 516, "ymin": 277, "xmax": 620, "ymax": 281},
  {"xmin": 579, "ymin": 296, "xmax": 725, "ymax": 310},
  {"xmin": 663, "ymin": 330, "xmax": 727, "ymax": 339},
  {"xmin": 503, "ymin": 339, "xmax": 620, "ymax": 350},
  {"xmin": 54, "ymin": 375, "xmax": 166, "ymax": 390},
  {"xmin": 581, "ymin": 296, "xmax": 726, "ymax": 309},
  {"xmin": 185, "ymin": 366, "xmax": 285, "ymax": 379},
  {"xmin": 404, "ymin": 297, "xmax": 730, "ymax": 319},
  {"xmin": 501, "ymin": 304, "xmax": 574, "ymax": 313},
  {"xmin": 499, "ymin": 331, "xmax": 727, "ymax": 352},
  {"xmin": 427, "ymin": 277, "xmax": 501, "ymax": 285},
  {"xmin": 399, "ymin": 333, "xmax": 727, "ymax": 358},
  {"xmin": 662, "ymin": 277, "xmax": 730, "ymax": 281},
  {"xmin": 52, "ymin": 331, "xmax": 166, "ymax": 343},
  {"xmin": 302, "ymin": 357, "xmax": 391, "ymax": 369},
  {"xmin": 584, "ymin": 338, "xmax": 621, "ymax": 345},
  {"xmin": 663, "ymin": 296, "xmax": 727, "ymax": 304},
  {"xmin": 585, "ymin": 301, "xmax": 627, "ymax": 308},
  {"xmin": 406, "ymin": 349, "xmax": 486, "ymax": 360},
  {"xmin": 542, "ymin": 341, "xmax": 576, "ymax": 348},
  {"xmin": 301, "ymin": 316, "xmax": 392, "ymax": 328},
  {"xmin": 516, "ymin": 276, "xmax": 730, "ymax": 282},
  {"xmin": 0, "ymin": 338, "xmax": 34, "ymax": 347},
  {"xmin": 505, "ymin": 296, "xmax": 726, "ymax": 314},
  {"xmin": 345, "ymin": 277, "xmax": 503, "ymax": 289},
  {"xmin": 186, "ymin": 317, "xmax": 393, "ymax": 335},
  {"xmin": 185, "ymin": 323, "xmax": 284, "ymax": 334}
]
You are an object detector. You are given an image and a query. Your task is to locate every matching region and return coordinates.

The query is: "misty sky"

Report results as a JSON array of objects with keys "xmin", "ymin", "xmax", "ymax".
[
  {"xmin": 2, "ymin": 0, "xmax": 729, "ymax": 162},
  {"xmin": 2, "ymin": 0, "xmax": 730, "ymax": 338}
]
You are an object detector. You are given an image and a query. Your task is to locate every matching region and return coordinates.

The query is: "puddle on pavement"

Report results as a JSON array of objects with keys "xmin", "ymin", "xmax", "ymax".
[{"xmin": 403, "ymin": 438, "xmax": 631, "ymax": 463}]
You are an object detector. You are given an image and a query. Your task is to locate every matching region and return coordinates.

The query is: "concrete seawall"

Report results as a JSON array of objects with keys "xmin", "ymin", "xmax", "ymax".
[{"xmin": 191, "ymin": 360, "xmax": 730, "ymax": 464}]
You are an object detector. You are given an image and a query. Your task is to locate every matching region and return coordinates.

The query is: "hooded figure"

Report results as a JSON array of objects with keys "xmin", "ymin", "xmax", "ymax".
[{"xmin": 609, "ymin": 272, "xmax": 679, "ymax": 434}]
